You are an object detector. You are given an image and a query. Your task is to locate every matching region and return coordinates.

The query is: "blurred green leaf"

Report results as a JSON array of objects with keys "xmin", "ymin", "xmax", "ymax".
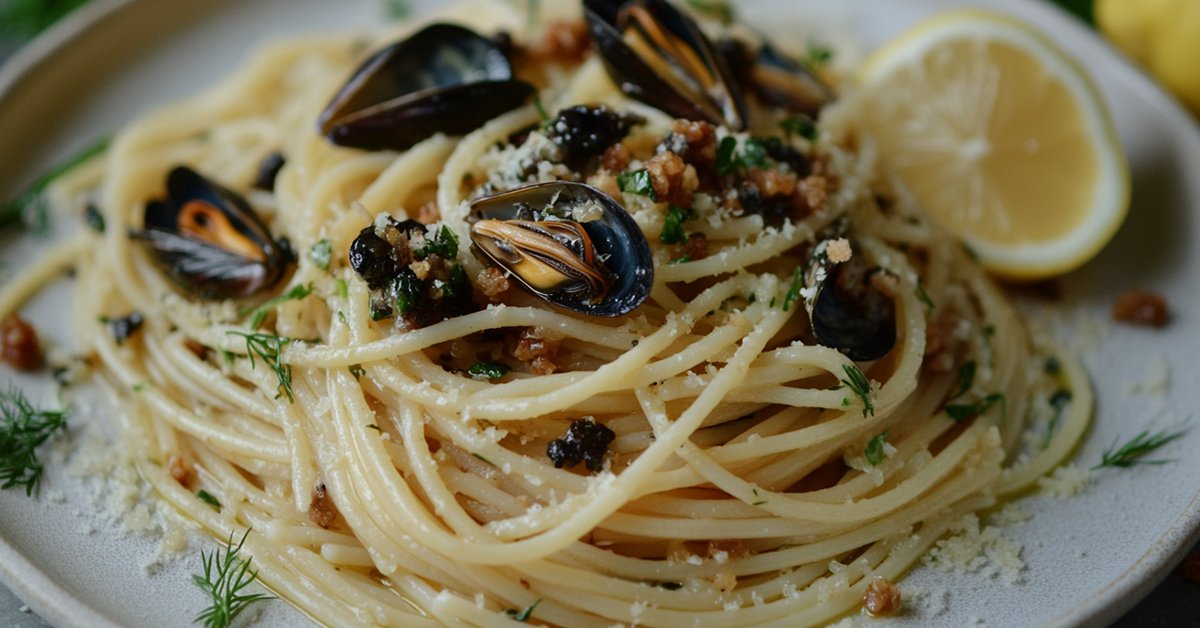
[
  {"xmin": 1048, "ymin": 0, "xmax": 1094, "ymax": 25},
  {"xmin": 1, "ymin": 0, "xmax": 94, "ymax": 38}
]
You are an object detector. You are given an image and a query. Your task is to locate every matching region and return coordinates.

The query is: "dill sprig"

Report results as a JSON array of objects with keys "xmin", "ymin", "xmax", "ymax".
[
  {"xmin": 238, "ymin": 283, "xmax": 313, "ymax": 330},
  {"xmin": 1, "ymin": 136, "xmax": 110, "ymax": 236},
  {"xmin": 1092, "ymin": 425, "xmax": 1188, "ymax": 470},
  {"xmin": 192, "ymin": 530, "xmax": 272, "ymax": 628},
  {"xmin": 0, "ymin": 387, "xmax": 68, "ymax": 496},
  {"xmin": 225, "ymin": 332, "xmax": 294, "ymax": 403},
  {"xmin": 840, "ymin": 363, "xmax": 874, "ymax": 417}
]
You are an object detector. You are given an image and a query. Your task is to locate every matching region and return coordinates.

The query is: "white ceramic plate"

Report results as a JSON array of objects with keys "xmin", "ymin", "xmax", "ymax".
[{"xmin": 1, "ymin": 0, "xmax": 1198, "ymax": 626}]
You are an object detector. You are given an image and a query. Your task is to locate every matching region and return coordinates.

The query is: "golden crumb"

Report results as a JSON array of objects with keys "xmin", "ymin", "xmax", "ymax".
[{"xmin": 826, "ymin": 238, "xmax": 853, "ymax": 264}]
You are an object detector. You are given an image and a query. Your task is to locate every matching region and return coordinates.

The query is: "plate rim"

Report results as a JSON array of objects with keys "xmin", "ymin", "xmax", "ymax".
[{"xmin": 0, "ymin": 0, "xmax": 1198, "ymax": 627}]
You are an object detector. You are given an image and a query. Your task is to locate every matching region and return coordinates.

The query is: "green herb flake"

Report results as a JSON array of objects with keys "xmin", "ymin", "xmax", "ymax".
[
  {"xmin": 946, "ymin": 393, "xmax": 1006, "ymax": 424},
  {"xmin": 310, "ymin": 239, "xmax": 332, "ymax": 271},
  {"xmin": 739, "ymin": 139, "xmax": 767, "ymax": 169},
  {"xmin": 684, "ymin": 0, "xmax": 734, "ymax": 23},
  {"xmin": 782, "ymin": 265, "xmax": 803, "ymax": 312},
  {"xmin": 471, "ymin": 453, "xmax": 494, "ymax": 466},
  {"xmin": 225, "ymin": 332, "xmax": 294, "ymax": 403},
  {"xmin": 1, "ymin": 135, "xmax": 111, "ymax": 236},
  {"xmin": 1044, "ymin": 357, "xmax": 1061, "ymax": 375},
  {"xmin": 240, "ymin": 284, "xmax": 313, "ymax": 330},
  {"xmin": 504, "ymin": 599, "xmax": 542, "ymax": 622},
  {"xmin": 840, "ymin": 364, "xmax": 874, "ymax": 417},
  {"xmin": 414, "ymin": 225, "xmax": 459, "ymax": 259},
  {"xmin": 0, "ymin": 388, "xmax": 68, "ymax": 496},
  {"xmin": 84, "ymin": 204, "xmax": 105, "ymax": 232},
  {"xmin": 617, "ymin": 169, "xmax": 657, "ymax": 200},
  {"xmin": 779, "ymin": 116, "xmax": 818, "ymax": 141},
  {"xmin": 192, "ymin": 530, "xmax": 272, "ymax": 628},
  {"xmin": 660, "ymin": 205, "xmax": 696, "ymax": 245},
  {"xmin": 335, "ymin": 279, "xmax": 349, "ymax": 300},
  {"xmin": 952, "ymin": 361, "xmax": 976, "ymax": 400},
  {"xmin": 715, "ymin": 136, "xmax": 739, "ymax": 175},
  {"xmin": 915, "ymin": 282, "xmax": 935, "ymax": 312},
  {"xmin": 383, "ymin": 0, "xmax": 411, "ymax": 19},
  {"xmin": 865, "ymin": 430, "xmax": 890, "ymax": 466},
  {"xmin": 751, "ymin": 501, "xmax": 768, "ymax": 506},
  {"xmin": 535, "ymin": 96, "xmax": 551, "ymax": 122},
  {"xmin": 1042, "ymin": 389, "xmax": 1073, "ymax": 450},
  {"xmin": 349, "ymin": 364, "xmax": 365, "ymax": 380},
  {"xmin": 1092, "ymin": 424, "xmax": 1188, "ymax": 470},
  {"xmin": 133, "ymin": 381, "xmax": 152, "ymax": 392},
  {"xmin": 669, "ymin": 254, "xmax": 692, "ymax": 265},
  {"xmin": 468, "ymin": 361, "xmax": 511, "ymax": 381},
  {"xmin": 366, "ymin": 424, "xmax": 381, "ymax": 432},
  {"xmin": 807, "ymin": 41, "xmax": 834, "ymax": 66},
  {"xmin": 196, "ymin": 490, "xmax": 222, "ymax": 512},
  {"xmin": 393, "ymin": 273, "xmax": 424, "ymax": 314}
]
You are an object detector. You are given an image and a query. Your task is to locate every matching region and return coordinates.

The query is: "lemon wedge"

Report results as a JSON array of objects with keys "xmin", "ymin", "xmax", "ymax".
[{"xmin": 858, "ymin": 10, "xmax": 1129, "ymax": 280}]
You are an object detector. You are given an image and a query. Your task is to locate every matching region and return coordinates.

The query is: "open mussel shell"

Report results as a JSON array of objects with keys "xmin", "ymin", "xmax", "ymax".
[
  {"xmin": 319, "ymin": 23, "xmax": 535, "ymax": 151},
  {"xmin": 468, "ymin": 182, "xmax": 653, "ymax": 317},
  {"xmin": 584, "ymin": 0, "xmax": 748, "ymax": 130},
  {"xmin": 749, "ymin": 43, "xmax": 835, "ymax": 117},
  {"xmin": 808, "ymin": 264, "xmax": 897, "ymax": 361},
  {"xmin": 134, "ymin": 166, "xmax": 287, "ymax": 300}
]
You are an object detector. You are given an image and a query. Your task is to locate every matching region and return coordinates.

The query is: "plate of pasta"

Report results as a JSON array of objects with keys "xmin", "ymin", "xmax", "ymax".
[{"xmin": 0, "ymin": 0, "xmax": 1197, "ymax": 627}]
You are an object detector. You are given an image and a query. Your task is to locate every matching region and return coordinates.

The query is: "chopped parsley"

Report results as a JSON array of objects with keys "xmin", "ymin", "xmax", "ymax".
[
  {"xmin": 349, "ymin": 364, "xmax": 365, "ymax": 380},
  {"xmin": 413, "ymin": 225, "xmax": 459, "ymax": 259},
  {"xmin": 779, "ymin": 115, "xmax": 818, "ymax": 141},
  {"xmin": 468, "ymin": 361, "xmax": 511, "ymax": 381},
  {"xmin": 806, "ymin": 41, "xmax": 834, "ymax": 66},
  {"xmin": 953, "ymin": 361, "xmax": 977, "ymax": 400},
  {"xmin": 865, "ymin": 430, "xmax": 890, "ymax": 466},
  {"xmin": 309, "ymin": 239, "xmax": 332, "ymax": 271},
  {"xmin": 715, "ymin": 137, "xmax": 768, "ymax": 175},
  {"xmin": 617, "ymin": 169, "xmax": 657, "ymax": 200},
  {"xmin": 659, "ymin": 205, "xmax": 696, "ymax": 245},
  {"xmin": 782, "ymin": 265, "xmax": 803, "ymax": 312},
  {"xmin": 946, "ymin": 393, "xmax": 1006, "ymax": 423},
  {"xmin": 197, "ymin": 490, "xmax": 222, "ymax": 511},
  {"xmin": 504, "ymin": 599, "xmax": 542, "ymax": 622}
]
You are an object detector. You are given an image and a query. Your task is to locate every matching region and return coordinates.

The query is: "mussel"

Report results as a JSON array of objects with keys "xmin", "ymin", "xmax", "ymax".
[
  {"xmin": 584, "ymin": 0, "xmax": 748, "ymax": 130},
  {"xmin": 468, "ymin": 182, "xmax": 652, "ymax": 317},
  {"xmin": 133, "ymin": 166, "xmax": 289, "ymax": 300},
  {"xmin": 319, "ymin": 23, "xmax": 535, "ymax": 151},
  {"xmin": 722, "ymin": 40, "xmax": 835, "ymax": 118},
  {"xmin": 802, "ymin": 223, "xmax": 896, "ymax": 361}
]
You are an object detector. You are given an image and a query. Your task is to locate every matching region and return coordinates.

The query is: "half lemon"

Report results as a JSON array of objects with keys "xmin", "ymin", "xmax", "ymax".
[{"xmin": 857, "ymin": 10, "xmax": 1130, "ymax": 280}]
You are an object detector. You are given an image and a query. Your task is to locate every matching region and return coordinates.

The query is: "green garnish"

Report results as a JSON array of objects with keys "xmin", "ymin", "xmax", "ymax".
[
  {"xmin": 1092, "ymin": 424, "xmax": 1188, "ymax": 470},
  {"xmin": 349, "ymin": 364, "xmax": 365, "ymax": 381},
  {"xmin": 865, "ymin": 430, "xmax": 890, "ymax": 466},
  {"xmin": 414, "ymin": 225, "xmax": 459, "ymax": 259},
  {"xmin": 84, "ymin": 204, "xmax": 105, "ymax": 232},
  {"xmin": 915, "ymin": 282, "xmax": 935, "ymax": 312},
  {"xmin": 782, "ymin": 265, "xmax": 803, "ymax": 312},
  {"xmin": 659, "ymin": 205, "xmax": 695, "ymax": 245},
  {"xmin": 240, "ymin": 284, "xmax": 313, "ymax": 330},
  {"xmin": 840, "ymin": 364, "xmax": 874, "ymax": 417},
  {"xmin": 309, "ymin": 239, "xmax": 332, "ymax": 271},
  {"xmin": 0, "ymin": 0, "xmax": 91, "ymax": 37},
  {"xmin": 225, "ymin": 332, "xmax": 294, "ymax": 403},
  {"xmin": 504, "ymin": 599, "xmax": 542, "ymax": 622},
  {"xmin": 1044, "ymin": 357, "xmax": 1062, "ymax": 375},
  {"xmin": 468, "ymin": 362, "xmax": 511, "ymax": 381},
  {"xmin": 196, "ymin": 490, "xmax": 222, "ymax": 511},
  {"xmin": 132, "ymin": 381, "xmax": 152, "ymax": 392},
  {"xmin": 335, "ymin": 278, "xmax": 349, "ymax": 300},
  {"xmin": 471, "ymin": 453, "xmax": 494, "ymax": 465},
  {"xmin": 383, "ymin": 0, "xmax": 411, "ymax": 19},
  {"xmin": 393, "ymin": 273, "xmax": 424, "ymax": 314},
  {"xmin": 1042, "ymin": 389, "xmax": 1073, "ymax": 450},
  {"xmin": 715, "ymin": 137, "xmax": 768, "ymax": 175},
  {"xmin": 946, "ymin": 393, "xmax": 1006, "ymax": 423},
  {"xmin": 806, "ymin": 41, "xmax": 834, "ymax": 66},
  {"xmin": 684, "ymin": 0, "xmax": 734, "ymax": 23},
  {"xmin": 669, "ymin": 255, "xmax": 692, "ymax": 265},
  {"xmin": 779, "ymin": 116, "xmax": 818, "ymax": 141},
  {"xmin": 1, "ymin": 136, "xmax": 110, "ymax": 236},
  {"xmin": 617, "ymin": 169, "xmax": 657, "ymax": 200},
  {"xmin": 192, "ymin": 530, "xmax": 272, "ymax": 628},
  {"xmin": 534, "ymin": 96, "xmax": 551, "ymax": 122},
  {"xmin": 0, "ymin": 388, "xmax": 68, "ymax": 496},
  {"xmin": 953, "ymin": 361, "xmax": 977, "ymax": 400}
]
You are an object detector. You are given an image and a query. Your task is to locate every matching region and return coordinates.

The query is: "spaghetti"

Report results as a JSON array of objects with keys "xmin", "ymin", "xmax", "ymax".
[{"xmin": 6, "ymin": 1, "xmax": 1093, "ymax": 626}]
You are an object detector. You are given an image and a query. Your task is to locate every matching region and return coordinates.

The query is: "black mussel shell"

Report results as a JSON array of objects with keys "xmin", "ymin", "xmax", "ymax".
[
  {"xmin": 802, "ymin": 228, "xmax": 896, "ymax": 361},
  {"xmin": 319, "ymin": 23, "xmax": 536, "ymax": 151},
  {"xmin": 720, "ymin": 39, "xmax": 835, "ymax": 118},
  {"xmin": 749, "ymin": 43, "xmax": 835, "ymax": 118},
  {"xmin": 584, "ymin": 0, "xmax": 748, "ymax": 130},
  {"xmin": 133, "ymin": 166, "xmax": 287, "ymax": 300},
  {"xmin": 468, "ymin": 182, "xmax": 653, "ymax": 317}
]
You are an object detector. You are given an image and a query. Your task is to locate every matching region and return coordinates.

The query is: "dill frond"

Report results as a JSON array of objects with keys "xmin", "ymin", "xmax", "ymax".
[
  {"xmin": 0, "ymin": 387, "xmax": 68, "ymax": 496},
  {"xmin": 192, "ymin": 530, "xmax": 272, "ymax": 628},
  {"xmin": 224, "ymin": 332, "xmax": 294, "ymax": 403},
  {"xmin": 1092, "ymin": 425, "xmax": 1188, "ymax": 470}
]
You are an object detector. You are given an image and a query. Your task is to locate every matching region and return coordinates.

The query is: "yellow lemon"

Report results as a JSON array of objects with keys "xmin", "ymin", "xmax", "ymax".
[
  {"xmin": 857, "ymin": 10, "xmax": 1130, "ymax": 280},
  {"xmin": 1096, "ymin": 0, "xmax": 1200, "ymax": 117}
]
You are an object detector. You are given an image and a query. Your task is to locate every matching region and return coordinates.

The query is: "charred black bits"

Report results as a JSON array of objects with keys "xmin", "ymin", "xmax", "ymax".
[
  {"xmin": 546, "ymin": 105, "xmax": 642, "ymax": 167},
  {"xmin": 547, "ymin": 418, "xmax": 616, "ymax": 472},
  {"xmin": 253, "ymin": 152, "xmax": 286, "ymax": 191},
  {"xmin": 737, "ymin": 182, "xmax": 791, "ymax": 226},
  {"xmin": 105, "ymin": 312, "xmax": 145, "ymax": 345}
]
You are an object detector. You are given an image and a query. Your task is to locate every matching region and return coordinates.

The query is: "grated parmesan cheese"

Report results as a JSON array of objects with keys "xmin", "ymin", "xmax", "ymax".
[
  {"xmin": 922, "ymin": 513, "xmax": 1024, "ymax": 584},
  {"xmin": 1038, "ymin": 464, "xmax": 1092, "ymax": 498}
]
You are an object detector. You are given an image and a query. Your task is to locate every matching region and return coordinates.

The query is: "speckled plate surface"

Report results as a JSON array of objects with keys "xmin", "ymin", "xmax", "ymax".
[{"xmin": 1, "ymin": 0, "xmax": 1198, "ymax": 627}]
